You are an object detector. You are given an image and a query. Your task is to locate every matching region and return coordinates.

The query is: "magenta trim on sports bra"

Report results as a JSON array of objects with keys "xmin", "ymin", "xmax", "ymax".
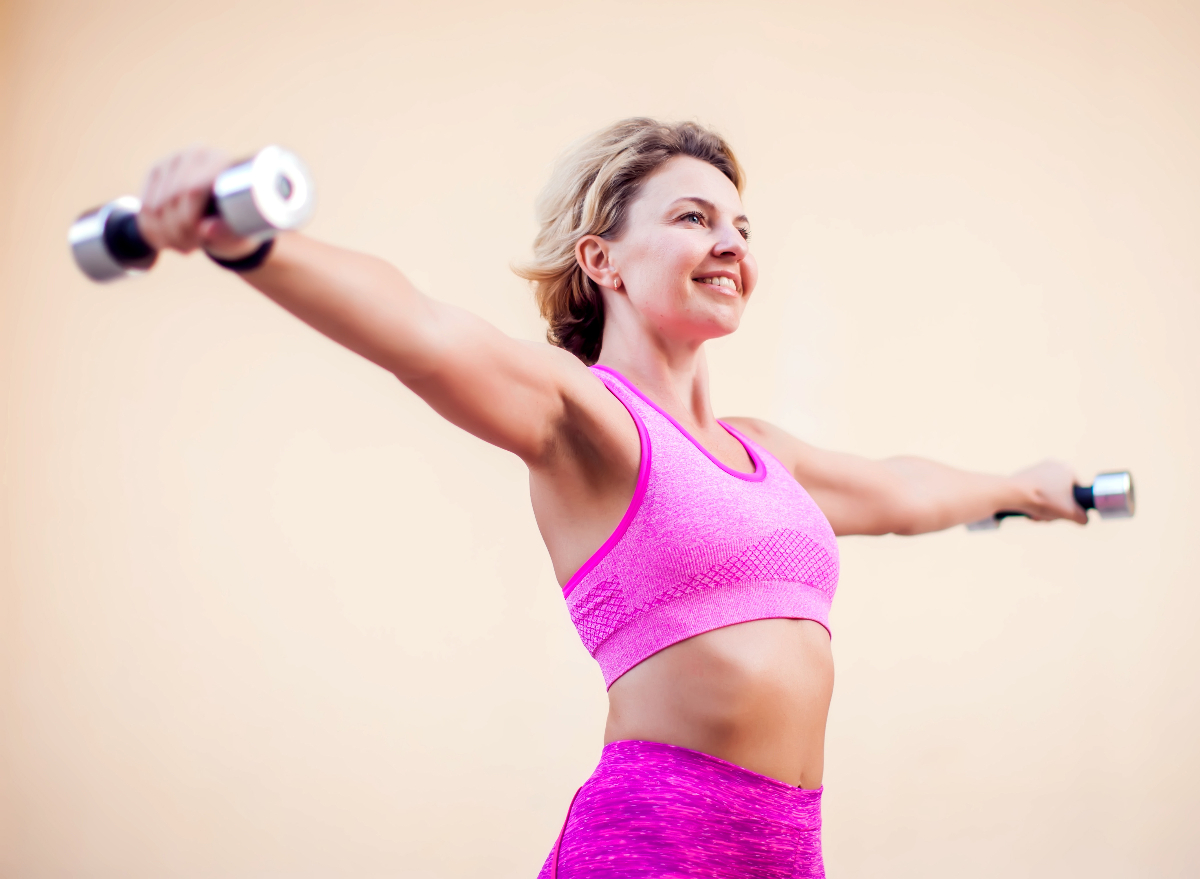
[
  {"xmin": 561, "ymin": 381, "xmax": 652, "ymax": 600},
  {"xmin": 591, "ymin": 364, "xmax": 765, "ymax": 482}
]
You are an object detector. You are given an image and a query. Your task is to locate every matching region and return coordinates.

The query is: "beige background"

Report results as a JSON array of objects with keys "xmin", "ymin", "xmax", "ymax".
[{"xmin": 2, "ymin": 0, "xmax": 1198, "ymax": 876}]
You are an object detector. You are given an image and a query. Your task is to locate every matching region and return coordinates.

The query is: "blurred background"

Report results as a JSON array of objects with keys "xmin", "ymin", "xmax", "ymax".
[{"xmin": 1, "ymin": 1, "xmax": 1197, "ymax": 876}]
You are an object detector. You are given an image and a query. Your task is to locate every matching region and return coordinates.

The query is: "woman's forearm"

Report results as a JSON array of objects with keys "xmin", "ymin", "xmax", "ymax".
[
  {"xmin": 879, "ymin": 456, "xmax": 1087, "ymax": 535},
  {"xmin": 879, "ymin": 457, "xmax": 1032, "ymax": 535}
]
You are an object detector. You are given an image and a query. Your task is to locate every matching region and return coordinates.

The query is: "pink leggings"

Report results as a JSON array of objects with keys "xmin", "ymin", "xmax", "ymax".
[{"xmin": 538, "ymin": 740, "xmax": 825, "ymax": 879}]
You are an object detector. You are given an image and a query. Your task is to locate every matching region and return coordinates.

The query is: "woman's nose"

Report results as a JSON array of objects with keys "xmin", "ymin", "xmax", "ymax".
[{"xmin": 714, "ymin": 223, "xmax": 749, "ymax": 260}]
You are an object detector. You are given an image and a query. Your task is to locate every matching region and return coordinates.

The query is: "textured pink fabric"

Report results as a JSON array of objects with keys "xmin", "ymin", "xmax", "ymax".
[
  {"xmin": 564, "ymin": 366, "xmax": 840, "ymax": 687},
  {"xmin": 537, "ymin": 740, "xmax": 825, "ymax": 879}
]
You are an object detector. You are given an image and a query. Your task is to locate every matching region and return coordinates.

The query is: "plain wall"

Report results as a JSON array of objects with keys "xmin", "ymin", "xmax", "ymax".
[{"xmin": 2, "ymin": 1, "xmax": 1198, "ymax": 876}]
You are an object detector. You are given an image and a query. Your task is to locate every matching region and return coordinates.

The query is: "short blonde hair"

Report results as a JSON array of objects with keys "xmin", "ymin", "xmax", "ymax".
[{"xmin": 515, "ymin": 118, "xmax": 744, "ymax": 364}]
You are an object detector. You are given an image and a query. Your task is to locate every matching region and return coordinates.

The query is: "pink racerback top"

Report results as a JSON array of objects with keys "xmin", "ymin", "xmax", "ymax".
[{"xmin": 563, "ymin": 365, "xmax": 840, "ymax": 688}]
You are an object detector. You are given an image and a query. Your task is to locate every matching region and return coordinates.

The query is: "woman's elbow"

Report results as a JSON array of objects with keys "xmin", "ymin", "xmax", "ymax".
[{"xmin": 877, "ymin": 493, "xmax": 947, "ymax": 536}]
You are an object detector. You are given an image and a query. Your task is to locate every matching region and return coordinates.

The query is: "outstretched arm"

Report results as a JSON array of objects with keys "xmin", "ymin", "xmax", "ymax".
[
  {"xmin": 724, "ymin": 418, "xmax": 1087, "ymax": 537},
  {"xmin": 134, "ymin": 146, "xmax": 611, "ymax": 467},
  {"xmin": 227, "ymin": 233, "xmax": 589, "ymax": 461}
]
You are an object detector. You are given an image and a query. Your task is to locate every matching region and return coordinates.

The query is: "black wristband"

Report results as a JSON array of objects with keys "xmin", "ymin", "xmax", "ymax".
[{"xmin": 206, "ymin": 238, "xmax": 274, "ymax": 272}]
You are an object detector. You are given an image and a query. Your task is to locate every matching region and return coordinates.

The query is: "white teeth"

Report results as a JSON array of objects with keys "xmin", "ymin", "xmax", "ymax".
[{"xmin": 696, "ymin": 276, "xmax": 737, "ymax": 290}]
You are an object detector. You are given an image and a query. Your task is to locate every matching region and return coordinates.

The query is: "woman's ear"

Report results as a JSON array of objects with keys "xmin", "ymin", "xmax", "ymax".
[{"xmin": 576, "ymin": 235, "xmax": 621, "ymax": 291}]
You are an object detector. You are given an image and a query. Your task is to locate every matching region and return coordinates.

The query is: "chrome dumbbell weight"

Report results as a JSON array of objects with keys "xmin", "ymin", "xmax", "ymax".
[
  {"xmin": 69, "ymin": 145, "xmax": 315, "ymax": 282},
  {"xmin": 967, "ymin": 470, "xmax": 1136, "ymax": 530}
]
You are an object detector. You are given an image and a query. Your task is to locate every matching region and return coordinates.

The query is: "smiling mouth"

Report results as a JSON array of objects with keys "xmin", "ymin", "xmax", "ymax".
[{"xmin": 693, "ymin": 276, "xmax": 740, "ymax": 294}]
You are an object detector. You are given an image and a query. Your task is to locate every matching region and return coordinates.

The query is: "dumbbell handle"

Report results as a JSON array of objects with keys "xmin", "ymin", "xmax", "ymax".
[
  {"xmin": 994, "ymin": 484, "xmax": 1095, "ymax": 519},
  {"xmin": 967, "ymin": 470, "xmax": 1135, "ymax": 530}
]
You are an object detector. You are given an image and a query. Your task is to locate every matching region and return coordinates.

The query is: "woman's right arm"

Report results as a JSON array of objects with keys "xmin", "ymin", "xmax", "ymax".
[
  {"xmin": 249, "ymin": 235, "xmax": 598, "ymax": 462},
  {"xmin": 136, "ymin": 146, "xmax": 599, "ymax": 466}
]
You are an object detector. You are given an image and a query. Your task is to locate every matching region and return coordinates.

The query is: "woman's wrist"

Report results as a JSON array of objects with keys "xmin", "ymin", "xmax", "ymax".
[
  {"xmin": 207, "ymin": 238, "xmax": 274, "ymax": 272},
  {"xmin": 997, "ymin": 474, "xmax": 1040, "ymax": 516},
  {"xmin": 204, "ymin": 238, "xmax": 265, "ymax": 261}
]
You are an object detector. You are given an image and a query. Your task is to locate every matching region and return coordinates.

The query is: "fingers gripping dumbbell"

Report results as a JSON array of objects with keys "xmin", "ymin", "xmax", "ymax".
[
  {"xmin": 69, "ymin": 146, "xmax": 315, "ymax": 282},
  {"xmin": 967, "ymin": 470, "xmax": 1136, "ymax": 531}
]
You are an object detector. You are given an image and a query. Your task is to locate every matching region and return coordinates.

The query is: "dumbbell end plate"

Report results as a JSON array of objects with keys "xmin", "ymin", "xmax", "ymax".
[
  {"xmin": 214, "ymin": 146, "xmax": 315, "ymax": 239},
  {"xmin": 966, "ymin": 517, "xmax": 1001, "ymax": 531},
  {"xmin": 69, "ymin": 197, "xmax": 156, "ymax": 282},
  {"xmin": 1092, "ymin": 470, "xmax": 1135, "ymax": 518}
]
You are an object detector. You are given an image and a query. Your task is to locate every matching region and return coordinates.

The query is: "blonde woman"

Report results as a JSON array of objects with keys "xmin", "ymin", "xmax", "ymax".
[{"xmin": 137, "ymin": 119, "xmax": 1085, "ymax": 878}]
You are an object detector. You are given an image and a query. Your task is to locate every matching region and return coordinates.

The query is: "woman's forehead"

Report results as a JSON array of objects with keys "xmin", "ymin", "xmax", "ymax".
[{"xmin": 637, "ymin": 156, "xmax": 744, "ymax": 214}]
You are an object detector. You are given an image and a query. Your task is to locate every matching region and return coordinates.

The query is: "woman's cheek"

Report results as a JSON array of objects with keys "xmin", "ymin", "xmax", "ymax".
[{"xmin": 741, "ymin": 255, "xmax": 759, "ymax": 298}]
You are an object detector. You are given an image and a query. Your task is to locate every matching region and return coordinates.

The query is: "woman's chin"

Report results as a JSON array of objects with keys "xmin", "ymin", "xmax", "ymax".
[
  {"xmin": 650, "ymin": 303, "xmax": 744, "ymax": 345},
  {"xmin": 689, "ymin": 314, "xmax": 742, "ymax": 342},
  {"xmin": 705, "ymin": 306, "xmax": 745, "ymax": 338}
]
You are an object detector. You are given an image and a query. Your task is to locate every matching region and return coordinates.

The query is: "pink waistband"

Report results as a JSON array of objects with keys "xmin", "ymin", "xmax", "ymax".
[{"xmin": 543, "ymin": 739, "xmax": 825, "ymax": 879}]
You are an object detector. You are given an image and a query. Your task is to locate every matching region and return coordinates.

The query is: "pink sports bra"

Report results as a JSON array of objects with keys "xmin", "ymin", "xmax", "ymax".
[{"xmin": 564, "ymin": 365, "xmax": 840, "ymax": 687}]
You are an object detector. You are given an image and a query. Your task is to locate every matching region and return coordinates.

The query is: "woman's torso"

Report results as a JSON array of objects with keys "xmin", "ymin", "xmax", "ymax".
[
  {"xmin": 531, "ymin": 365, "xmax": 838, "ymax": 788},
  {"xmin": 604, "ymin": 618, "xmax": 833, "ymax": 788}
]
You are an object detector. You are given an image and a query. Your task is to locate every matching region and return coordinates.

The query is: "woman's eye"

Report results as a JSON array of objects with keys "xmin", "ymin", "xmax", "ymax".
[
  {"xmin": 738, "ymin": 227, "xmax": 751, "ymax": 240},
  {"xmin": 681, "ymin": 211, "xmax": 705, "ymax": 225}
]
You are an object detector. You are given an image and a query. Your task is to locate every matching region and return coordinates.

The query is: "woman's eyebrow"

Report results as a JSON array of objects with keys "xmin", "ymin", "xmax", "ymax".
[{"xmin": 669, "ymin": 196, "xmax": 749, "ymax": 225}]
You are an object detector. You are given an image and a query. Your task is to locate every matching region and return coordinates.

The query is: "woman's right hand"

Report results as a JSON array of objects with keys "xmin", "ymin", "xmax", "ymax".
[{"xmin": 136, "ymin": 146, "xmax": 261, "ymax": 260}]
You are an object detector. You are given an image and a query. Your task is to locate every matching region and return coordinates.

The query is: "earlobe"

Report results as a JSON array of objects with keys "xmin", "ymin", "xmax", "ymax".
[{"xmin": 576, "ymin": 234, "xmax": 620, "ymax": 290}]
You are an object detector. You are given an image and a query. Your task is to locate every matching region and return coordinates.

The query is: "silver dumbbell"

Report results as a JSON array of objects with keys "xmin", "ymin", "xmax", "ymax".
[
  {"xmin": 69, "ymin": 145, "xmax": 315, "ymax": 282},
  {"xmin": 967, "ymin": 470, "xmax": 1135, "ymax": 530}
]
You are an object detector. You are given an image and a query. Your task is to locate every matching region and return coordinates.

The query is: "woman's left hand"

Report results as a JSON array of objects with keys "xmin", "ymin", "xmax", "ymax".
[{"xmin": 1010, "ymin": 460, "xmax": 1089, "ymax": 524}]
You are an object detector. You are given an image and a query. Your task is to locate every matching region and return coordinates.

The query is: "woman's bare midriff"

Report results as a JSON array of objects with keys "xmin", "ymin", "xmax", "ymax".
[{"xmin": 603, "ymin": 617, "xmax": 833, "ymax": 789}]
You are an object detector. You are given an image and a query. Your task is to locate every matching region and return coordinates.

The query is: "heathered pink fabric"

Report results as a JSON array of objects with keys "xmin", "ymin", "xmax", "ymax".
[
  {"xmin": 537, "ymin": 740, "xmax": 825, "ymax": 879},
  {"xmin": 564, "ymin": 366, "xmax": 840, "ymax": 687}
]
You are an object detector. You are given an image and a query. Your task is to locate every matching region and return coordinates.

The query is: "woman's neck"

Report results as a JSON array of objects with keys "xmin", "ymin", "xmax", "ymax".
[{"xmin": 595, "ymin": 320, "xmax": 717, "ymax": 430}]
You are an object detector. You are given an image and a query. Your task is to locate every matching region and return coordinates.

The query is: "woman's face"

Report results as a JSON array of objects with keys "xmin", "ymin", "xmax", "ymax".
[{"xmin": 598, "ymin": 155, "xmax": 758, "ymax": 346}]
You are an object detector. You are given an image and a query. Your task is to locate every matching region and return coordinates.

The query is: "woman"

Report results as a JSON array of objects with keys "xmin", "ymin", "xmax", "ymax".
[{"xmin": 137, "ymin": 119, "xmax": 1085, "ymax": 878}]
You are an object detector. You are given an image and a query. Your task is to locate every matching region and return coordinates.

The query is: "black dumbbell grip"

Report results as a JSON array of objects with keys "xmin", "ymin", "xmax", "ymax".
[
  {"xmin": 104, "ymin": 195, "xmax": 219, "ymax": 265},
  {"xmin": 994, "ymin": 484, "xmax": 1093, "ymax": 520},
  {"xmin": 105, "ymin": 212, "xmax": 154, "ymax": 263}
]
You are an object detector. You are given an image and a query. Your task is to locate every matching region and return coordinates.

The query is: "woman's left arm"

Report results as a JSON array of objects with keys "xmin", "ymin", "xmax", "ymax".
[{"xmin": 724, "ymin": 418, "xmax": 1088, "ymax": 536}]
